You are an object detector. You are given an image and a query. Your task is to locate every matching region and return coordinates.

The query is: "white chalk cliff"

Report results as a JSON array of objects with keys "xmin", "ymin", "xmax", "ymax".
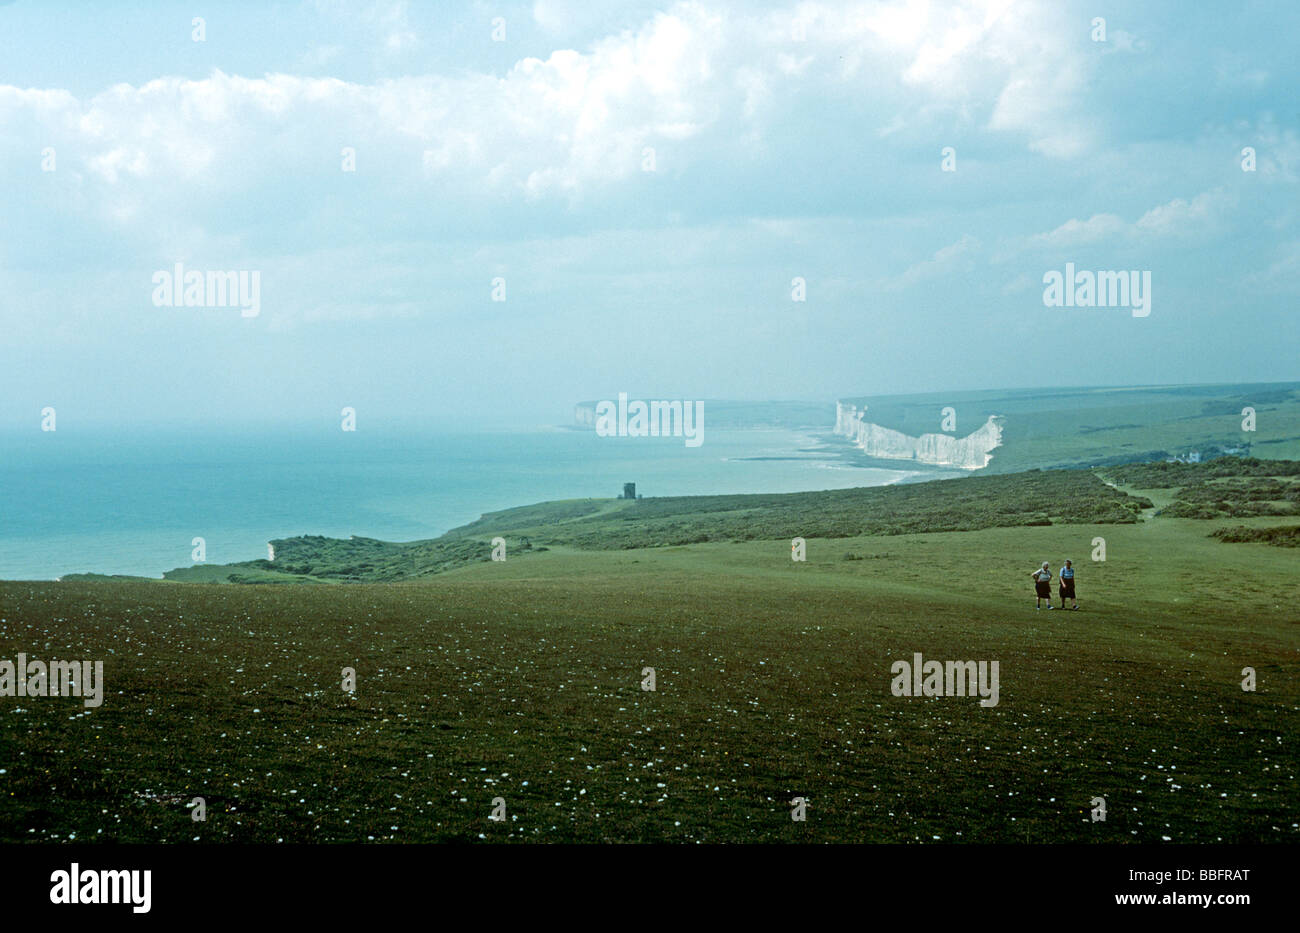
[{"xmin": 835, "ymin": 402, "xmax": 1003, "ymax": 470}]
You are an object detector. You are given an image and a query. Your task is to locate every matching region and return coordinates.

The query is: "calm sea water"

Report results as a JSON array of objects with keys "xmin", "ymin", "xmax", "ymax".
[{"xmin": 0, "ymin": 426, "xmax": 916, "ymax": 580}]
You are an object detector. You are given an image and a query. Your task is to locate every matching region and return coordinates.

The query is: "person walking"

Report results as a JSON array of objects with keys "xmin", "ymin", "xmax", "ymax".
[
  {"xmin": 1030, "ymin": 561, "xmax": 1053, "ymax": 609},
  {"xmin": 1059, "ymin": 560, "xmax": 1078, "ymax": 610}
]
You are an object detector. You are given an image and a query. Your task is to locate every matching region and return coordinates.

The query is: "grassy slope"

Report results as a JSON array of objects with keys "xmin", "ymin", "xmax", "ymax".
[
  {"xmin": 167, "ymin": 468, "xmax": 1153, "ymax": 583},
  {"xmin": 152, "ymin": 459, "xmax": 1299, "ymax": 585},
  {"xmin": 1, "ymin": 513, "xmax": 1295, "ymax": 843}
]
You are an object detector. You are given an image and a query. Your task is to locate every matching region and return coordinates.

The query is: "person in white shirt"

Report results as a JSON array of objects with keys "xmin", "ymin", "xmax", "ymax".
[{"xmin": 1029, "ymin": 561, "xmax": 1053, "ymax": 609}]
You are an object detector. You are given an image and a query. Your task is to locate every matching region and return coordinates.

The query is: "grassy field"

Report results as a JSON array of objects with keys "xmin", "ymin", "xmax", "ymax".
[
  {"xmin": 2, "ymin": 488, "xmax": 1296, "ymax": 843},
  {"xmin": 146, "ymin": 467, "xmax": 1153, "ymax": 583}
]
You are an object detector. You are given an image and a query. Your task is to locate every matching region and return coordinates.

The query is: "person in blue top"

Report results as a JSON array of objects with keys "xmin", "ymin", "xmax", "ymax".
[{"xmin": 1059, "ymin": 560, "xmax": 1078, "ymax": 610}]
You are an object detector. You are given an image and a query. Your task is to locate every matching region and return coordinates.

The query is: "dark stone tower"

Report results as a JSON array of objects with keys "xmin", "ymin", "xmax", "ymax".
[{"xmin": 623, "ymin": 483, "xmax": 636, "ymax": 500}]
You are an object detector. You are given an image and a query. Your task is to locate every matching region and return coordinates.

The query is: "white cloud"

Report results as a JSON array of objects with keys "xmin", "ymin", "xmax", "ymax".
[
  {"xmin": 1245, "ymin": 239, "xmax": 1300, "ymax": 293},
  {"xmin": 1103, "ymin": 30, "xmax": 1145, "ymax": 54},
  {"xmin": 1135, "ymin": 189, "xmax": 1234, "ymax": 237},
  {"xmin": 2, "ymin": 0, "xmax": 1264, "ymax": 339},
  {"xmin": 0, "ymin": 0, "xmax": 1118, "ymax": 237},
  {"xmin": 1027, "ymin": 213, "xmax": 1127, "ymax": 250},
  {"xmin": 885, "ymin": 234, "xmax": 981, "ymax": 290},
  {"xmin": 1001, "ymin": 272, "xmax": 1032, "ymax": 294},
  {"xmin": 311, "ymin": 0, "xmax": 418, "ymax": 56},
  {"xmin": 1017, "ymin": 189, "xmax": 1236, "ymax": 253}
]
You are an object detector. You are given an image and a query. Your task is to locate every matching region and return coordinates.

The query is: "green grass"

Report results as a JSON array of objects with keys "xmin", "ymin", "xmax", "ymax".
[
  {"xmin": 1211, "ymin": 525, "xmax": 1300, "ymax": 547},
  {"xmin": 1, "ymin": 510, "xmax": 1295, "ymax": 843},
  {"xmin": 1102, "ymin": 456, "xmax": 1300, "ymax": 487},
  {"xmin": 5, "ymin": 456, "xmax": 1296, "ymax": 843},
  {"xmin": 169, "ymin": 468, "xmax": 1153, "ymax": 583},
  {"xmin": 1100, "ymin": 457, "xmax": 1300, "ymax": 522}
]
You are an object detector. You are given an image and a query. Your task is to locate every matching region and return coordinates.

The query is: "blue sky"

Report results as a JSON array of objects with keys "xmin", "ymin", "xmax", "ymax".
[{"xmin": 0, "ymin": 0, "xmax": 1296, "ymax": 431}]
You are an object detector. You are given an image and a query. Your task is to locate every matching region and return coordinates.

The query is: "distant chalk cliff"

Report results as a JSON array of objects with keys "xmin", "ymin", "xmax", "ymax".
[{"xmin": 835, "ymin": 402, "xmax": 1002, "ymax": 470}]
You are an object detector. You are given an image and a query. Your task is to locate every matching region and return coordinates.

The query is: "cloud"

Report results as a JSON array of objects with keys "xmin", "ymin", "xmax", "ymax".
[
  {"xmin": 1103, "ymin": 30, "xmax": 1145, "ymax": 54},
  {"xmin": 1025, "ymin": 213, "xmax": 1127, "ymax": 250},
  {"xmin": 0, "ymin": 0, "xmax": 1290, "ymax": 340},
  {"xmin": 0, "ymin": 0, "xmax": 1123, "ymax": 231},
  {"xmin": 1001, "ymin": 272, "xmax": 1032, "ymax": 294},
  {"xmin": 310, "ymin": 0, "xmax": 418, "ymax": 57},
  {"xmin": 1014, "ymin": 189, "xmax": 1237, "ymax": 254},
  {"xmin": 299, "ymin": 45, "xmax": 344, "ymax": 70},
  {"xmin": 1245, "ymin": 240, "xmax": 1300, "ymax": 293},
  {"xmin": 1248, "ymin": 117, "xmax": 1300, "ymax": 184},
  {"xmin": 1134, "ymin": 189, "xmax": 1234, "ymax": 237},
  {"xmin": 0, "ymin": 4, "xmax": 732, "ymax": 227},
  {"xmin": 885, "ymin": 234, "xmax": 981, "ymax": 290}
]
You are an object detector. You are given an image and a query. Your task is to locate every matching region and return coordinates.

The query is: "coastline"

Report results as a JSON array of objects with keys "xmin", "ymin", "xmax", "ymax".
[{"xmin": 2, "ymin": 425, "xmax": 930, "ymax": 581}]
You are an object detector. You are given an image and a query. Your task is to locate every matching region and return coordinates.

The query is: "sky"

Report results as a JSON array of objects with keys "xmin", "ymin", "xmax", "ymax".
[{"xmin": 0, "ymin": 0, "xmax": 1297, "ymax": 432}]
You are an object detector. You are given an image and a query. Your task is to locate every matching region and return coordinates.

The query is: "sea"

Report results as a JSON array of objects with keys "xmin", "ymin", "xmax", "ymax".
[{"xmin": 0, "ymin": 425, "xmax": 923, "ymax": 580}]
